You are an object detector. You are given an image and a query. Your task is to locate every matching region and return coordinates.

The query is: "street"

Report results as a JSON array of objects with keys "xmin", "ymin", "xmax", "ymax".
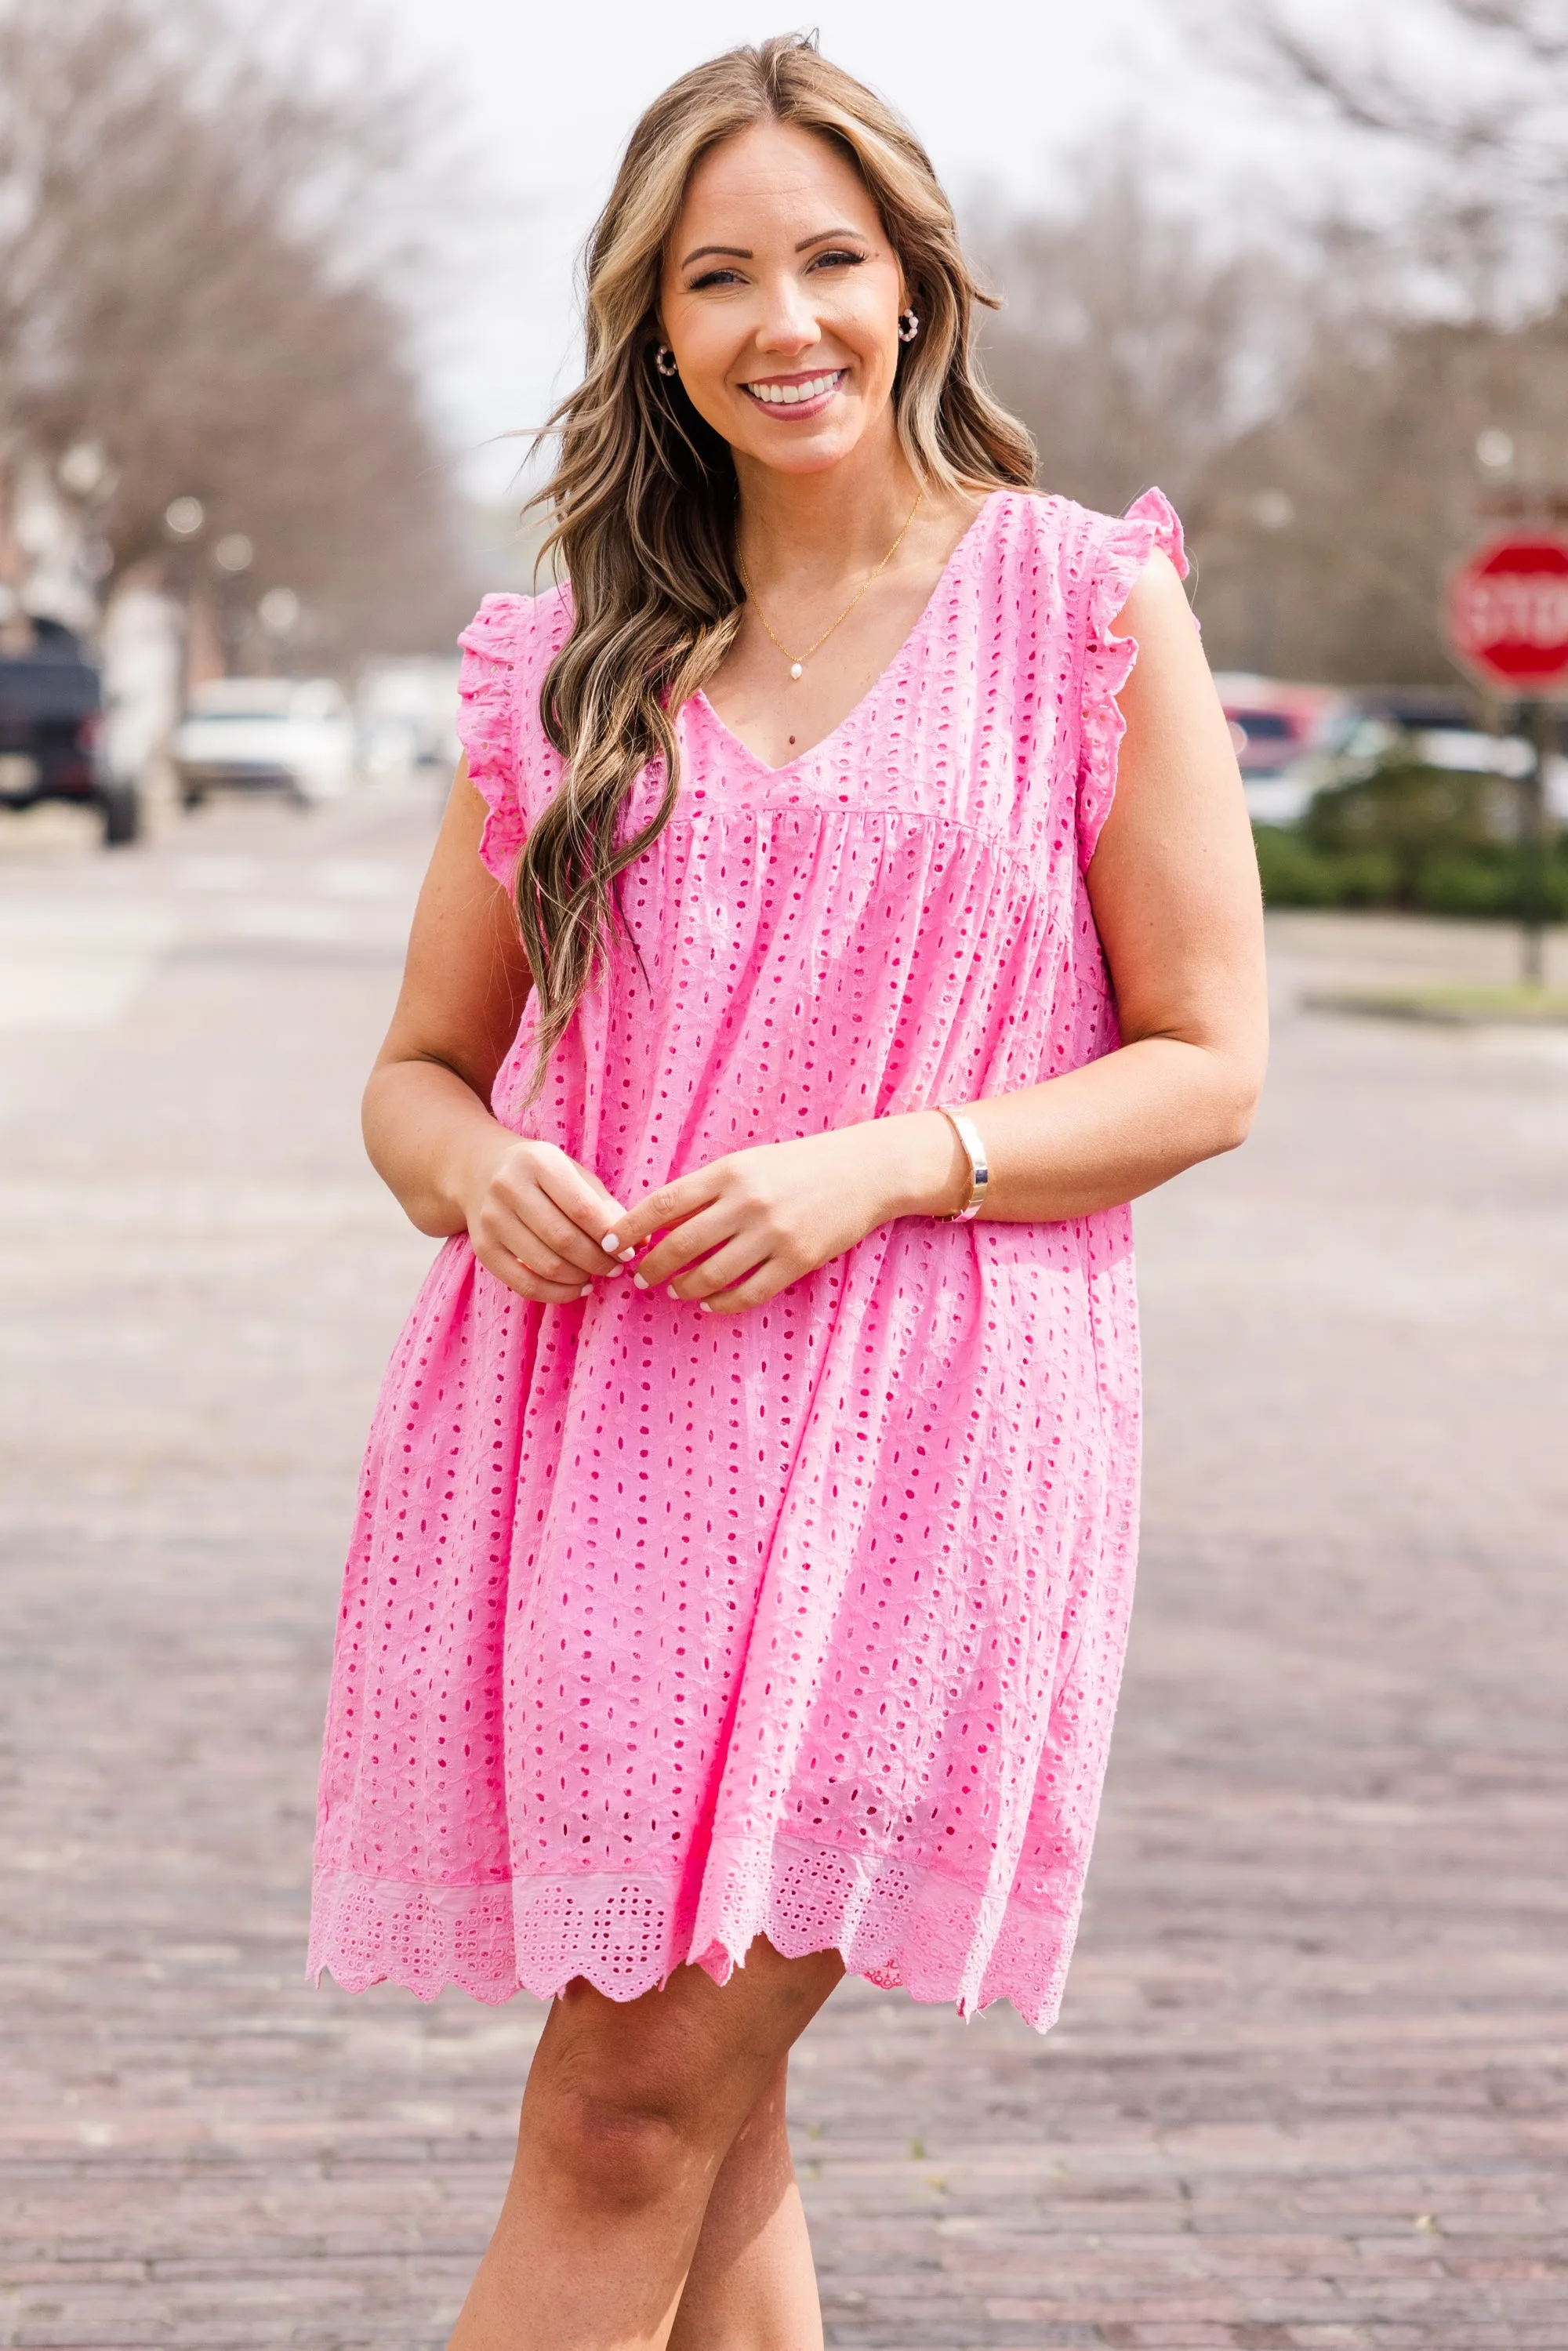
[{"xmin": 1, "ymin": 783, "xmax": 1564, "ymax": 2350}]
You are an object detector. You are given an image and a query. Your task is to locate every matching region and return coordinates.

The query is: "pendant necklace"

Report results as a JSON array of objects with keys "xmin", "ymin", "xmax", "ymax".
[{"xmin": 739, "ymin": 488, "xmax": 924, "ymax": 680}]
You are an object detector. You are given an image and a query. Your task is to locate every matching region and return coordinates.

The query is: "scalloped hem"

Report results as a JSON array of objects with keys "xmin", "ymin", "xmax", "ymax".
[{"xmin": 307, "ymin": 1834, "xmax": 1082, "ymax": 2032}]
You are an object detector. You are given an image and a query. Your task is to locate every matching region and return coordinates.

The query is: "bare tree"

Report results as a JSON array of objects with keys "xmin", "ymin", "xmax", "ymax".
[
  {"xmin": 1214, "ymin": 0, "xmax": 1568, "ymax": 314},
  {"xmin": 0, "ymin": 0, "xmax": 476, "ymax": 663},
  {"xmin": 976, "ymin": 161, "xmax": 1288, "ymax": 532},
  {"xmin": 1160, "ymin": 0, "xmax": 1568, "ymax": 680},
  {"xmin": 1194, "ymin": 301, "xmax": 1568, "ymax": 682},
  {"xmin": 978, "ymin": 145, "xmax": 1568, "ymax": 686},
  {"xmin": 1247, "ymin": 0, "xmax": 1567, "ymax": 136}
]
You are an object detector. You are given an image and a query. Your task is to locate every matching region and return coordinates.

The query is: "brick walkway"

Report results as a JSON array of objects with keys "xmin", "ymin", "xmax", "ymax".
[{"xmin": 1, "ymin": 792, "xmax": 1563, "ymax": 2349}]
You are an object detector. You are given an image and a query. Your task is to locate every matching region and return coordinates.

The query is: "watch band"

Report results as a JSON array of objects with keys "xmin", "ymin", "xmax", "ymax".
[{"xmin": 935, "ymin": 1104, "xmax": 989, "ymax": 1222}]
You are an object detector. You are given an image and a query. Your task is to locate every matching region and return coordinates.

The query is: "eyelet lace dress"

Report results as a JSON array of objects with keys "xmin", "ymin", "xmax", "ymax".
[{"xmin": 309, "ymin": 487, "xmax": 1185, "ymax": 2030}]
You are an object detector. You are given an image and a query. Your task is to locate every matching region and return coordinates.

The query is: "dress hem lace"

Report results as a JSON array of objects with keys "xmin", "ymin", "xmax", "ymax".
[{"xmin": 307, "ymin": 1830, "xmax": 1083, "ymax": 2033}]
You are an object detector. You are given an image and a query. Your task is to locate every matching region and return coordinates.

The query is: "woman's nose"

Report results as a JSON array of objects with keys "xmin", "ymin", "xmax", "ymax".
[{"xmin": 754, "ymin": 277, "xmax": 819, "ymax": 354}]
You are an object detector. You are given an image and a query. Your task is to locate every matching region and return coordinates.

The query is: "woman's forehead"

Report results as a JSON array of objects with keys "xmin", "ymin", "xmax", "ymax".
[{"xmin": 673, "ymin": 122, "xmax": 877, "ymax": 244}]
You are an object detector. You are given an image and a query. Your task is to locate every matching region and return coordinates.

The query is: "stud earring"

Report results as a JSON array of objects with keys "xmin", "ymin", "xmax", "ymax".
[
  {"xmin": 654, "ymin": 344, "xmax": 679, "ymax": 377},
  {"xmin": 898, "ymin": 310, "xmax": 920, "ymax": 343}
]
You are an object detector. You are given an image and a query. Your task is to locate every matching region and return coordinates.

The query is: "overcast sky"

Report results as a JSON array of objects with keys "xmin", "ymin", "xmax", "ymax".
[{"xmin": 373, "ymin": 0, "xmax": 1421, "ymax": 500}]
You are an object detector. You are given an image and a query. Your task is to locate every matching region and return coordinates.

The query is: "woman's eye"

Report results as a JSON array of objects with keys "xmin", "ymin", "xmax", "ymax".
[
  {"xmin": 811, "ymin": 249, "xmax": 865, "ymax": 271},
  {"xmin": 689, "ymin": 268, "xmax": 744, "ymax": 290}
]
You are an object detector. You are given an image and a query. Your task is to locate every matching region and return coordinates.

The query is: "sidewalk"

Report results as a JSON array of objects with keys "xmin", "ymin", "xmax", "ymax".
[{"xmin": 2, "ymin": 794, "xmax": 1563, "ymax": 2348}]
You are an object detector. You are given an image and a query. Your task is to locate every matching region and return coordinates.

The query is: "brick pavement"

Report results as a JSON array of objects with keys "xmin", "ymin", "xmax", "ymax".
[{"xmin": 1, "ymin": 789, "xmax": 1565, "ymax": 2349}]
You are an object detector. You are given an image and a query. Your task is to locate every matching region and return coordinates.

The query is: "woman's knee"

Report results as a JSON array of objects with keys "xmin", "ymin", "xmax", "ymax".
[
  {"xmin": 532, "ymin": 2073, "xmax": 709, "ymax": 2216},
  {"xmin": 524, "ymin": 1997, "xmax": 742, "ymax": 2214},
  {"xmin": 522, "ymin": 1943, "xmax": 841, "ymax": 2214}
]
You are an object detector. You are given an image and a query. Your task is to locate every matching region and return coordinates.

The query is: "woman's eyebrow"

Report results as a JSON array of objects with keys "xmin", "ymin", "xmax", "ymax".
[
  {"xmin": 679, "ymin": 227, "xmax": 866, "ymax": 269},
  {"xmin": 795, "ymin": 226, "xmax": 862, "ymax": 250}
]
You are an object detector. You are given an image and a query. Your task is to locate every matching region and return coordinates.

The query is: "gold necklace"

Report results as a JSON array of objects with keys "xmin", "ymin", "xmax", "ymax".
[{"xmin": 738, "ymin": 488, "xmax": 925, "ymax": 680}]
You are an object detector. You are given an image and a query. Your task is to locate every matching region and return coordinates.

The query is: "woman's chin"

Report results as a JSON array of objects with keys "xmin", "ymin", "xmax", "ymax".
[{"xmin": 729, "ymin": 420, "xmax": 867, "ymax": 478}]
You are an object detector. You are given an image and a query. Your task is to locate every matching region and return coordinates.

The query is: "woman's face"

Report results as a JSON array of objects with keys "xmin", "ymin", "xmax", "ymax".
[{"xmin": 659, "ymin": 120, "xmax": 906, "ymax": 481}]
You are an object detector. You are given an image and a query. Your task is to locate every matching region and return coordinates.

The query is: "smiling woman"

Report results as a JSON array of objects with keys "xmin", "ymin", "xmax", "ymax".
[
  {"xmin": 307, "ymin": 32, "xmax": 1268, "ymax": 2351},
  {"xmin": 503, "ymin": 45, "xmax": 1038, "ymax": 1093}
]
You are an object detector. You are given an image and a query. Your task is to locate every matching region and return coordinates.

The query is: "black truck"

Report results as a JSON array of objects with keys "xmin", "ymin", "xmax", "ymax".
[{"xmin": 0, "ymin": 614, "xmax": 139, "ymax": 845}]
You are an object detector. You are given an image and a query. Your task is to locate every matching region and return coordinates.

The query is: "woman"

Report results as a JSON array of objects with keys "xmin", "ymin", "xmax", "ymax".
[{"xmin": 310, "ymin": 34, "xmax": 1267, "ymax": 2349}]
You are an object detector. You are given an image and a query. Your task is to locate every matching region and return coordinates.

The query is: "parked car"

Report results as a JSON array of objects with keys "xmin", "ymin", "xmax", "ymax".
[
  {"xmin": 356, "ymin": 655, "xmax": 463, "ymax": 777},
  {"xmin": 1310, "ymin": 686, "xmax": 1568, "ymax": 816},
  {"xmin": 0, "ymin": 609, "xmax": 139, "ymax": 845},
  {"xmin": 172, "ymin": 677, "xmax": 356, "ymax": 807},
  {"xmin": 1213, "ymin": 673, "xmax": 1355, "ymax": 826}
]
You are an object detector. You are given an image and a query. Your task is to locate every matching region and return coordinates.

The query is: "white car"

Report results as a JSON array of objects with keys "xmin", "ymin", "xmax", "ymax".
[
  {"xmin": 172, "ymin": 677, "xmax": 356, "ymax": 807},
  {"xmin": 356, "ymin": 656, "xmax": 463, "ymax": 777}
]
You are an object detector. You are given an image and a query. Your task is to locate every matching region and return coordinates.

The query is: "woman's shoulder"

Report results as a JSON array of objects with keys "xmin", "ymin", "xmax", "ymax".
[
  {"xmin": 458, "ymin": 579, "xmax": 575, "ymax": 677},
  {"xmin": 971, "ymin": 486, "xmax": 1187, "ymax": 674},
  {"xmin": 980, "ymin": 484, "xmax": 1185, "ymax": 590},
  {"xmin": 456, "ymin": 584, "xmax": 574, "ymax": 882}
]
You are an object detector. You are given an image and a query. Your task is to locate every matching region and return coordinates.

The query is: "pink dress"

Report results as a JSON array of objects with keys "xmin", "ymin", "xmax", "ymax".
[{"xmin": 310, "ymin": 486, "xmax": 1185, "ymax": 2030}]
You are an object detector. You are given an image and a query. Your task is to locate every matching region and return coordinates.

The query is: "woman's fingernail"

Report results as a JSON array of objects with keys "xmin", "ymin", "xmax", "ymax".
[
  {"xmin": 699, "ymin": 1301, "xmax": 713, "ymax": 1314},
  {"xmin": 601, "ymin": 1231, "xmax": 620, "ymax": 1253},
  {"xmin": 618, "ymin": 1246, "xmax": 636, "ymax": 1262},
  {"xmin": 632, "ymin": 1273, "xmax": 648, "ymax": 1290},
  {"xmin": 578, "ymin": 1284, "xmax": 592, "ymax": 1298},
  {"xmin": 607, "ymin": 1264, "xmax": 624, "ymax": 1277}
]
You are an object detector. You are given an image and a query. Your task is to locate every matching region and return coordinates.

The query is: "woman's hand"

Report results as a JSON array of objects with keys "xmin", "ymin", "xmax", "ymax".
[
  {"xmin": 463, "ymin": 1131, "xmax": 635, "ymax": 1305},
  {"xmin": 600, "ymin": 1112, "xmax": 967, "ymax": 1315}
]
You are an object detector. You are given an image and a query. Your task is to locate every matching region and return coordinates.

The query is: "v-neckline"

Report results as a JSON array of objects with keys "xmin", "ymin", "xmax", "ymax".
[{"xmin": 691, "ymin": 491, "xmax": 1001, "ymax": 780}]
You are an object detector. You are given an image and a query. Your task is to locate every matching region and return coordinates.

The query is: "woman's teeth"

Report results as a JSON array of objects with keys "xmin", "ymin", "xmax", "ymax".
[{"xmin": 744, "ymin": 372, "xmax": 843, "ymax": 407}]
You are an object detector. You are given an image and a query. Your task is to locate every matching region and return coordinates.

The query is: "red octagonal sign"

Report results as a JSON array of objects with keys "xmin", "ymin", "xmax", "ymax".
[{"xmin": 1448, "ymin": 532, "xmax": 1568, "ymax": 694}]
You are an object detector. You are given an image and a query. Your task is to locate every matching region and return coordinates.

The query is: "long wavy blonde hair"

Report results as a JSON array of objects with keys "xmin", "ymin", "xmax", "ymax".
[{"xmin": 514, "ymin": 33, "xmax": 1036, "ymax": 1100}]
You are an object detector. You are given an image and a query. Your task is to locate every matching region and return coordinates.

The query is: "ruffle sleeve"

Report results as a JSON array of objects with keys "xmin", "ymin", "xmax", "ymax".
[
  {"xmin": 456, "ymin": 593, "xmax": 530, "ymax": 888},
  {"xmin": 1076, "ymin": 488, "xmax": 1189, "ymax": 871}
]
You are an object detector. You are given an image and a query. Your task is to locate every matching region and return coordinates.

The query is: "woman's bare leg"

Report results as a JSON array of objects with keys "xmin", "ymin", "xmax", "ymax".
[
  {"xmin": 666, "ymin": 2058, "xmax": 822, "ymax": 2351},
  {"xmin": 446, "ymin": 1939, "xmax": 842, "ymax": 2351}
]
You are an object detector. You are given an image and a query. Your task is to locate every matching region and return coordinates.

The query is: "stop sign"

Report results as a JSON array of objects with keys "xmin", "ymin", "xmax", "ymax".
[{"xmin": 1447, "ymin": 532, "xmax": 1568, "ymax": 693}]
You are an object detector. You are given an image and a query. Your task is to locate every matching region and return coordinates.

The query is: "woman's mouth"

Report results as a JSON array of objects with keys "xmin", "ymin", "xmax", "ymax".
[{"xmin": 739, "ymin": 368, "xmax": 846, "ymax": 419}]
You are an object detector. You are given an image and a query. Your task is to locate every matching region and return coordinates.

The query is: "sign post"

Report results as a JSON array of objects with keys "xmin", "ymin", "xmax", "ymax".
[{"xmin": 1447, "ymin": 532, "xmax": 1568, "ymax": 986}]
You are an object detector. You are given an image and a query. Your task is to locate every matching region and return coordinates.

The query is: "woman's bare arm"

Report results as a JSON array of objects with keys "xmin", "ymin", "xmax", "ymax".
[
  {"xmin": 362, "ymin": 762, "xmax": 632, "ymax": 1302},
  {"xmin": 887, "ymin": 546, "xmax": 1269, "ymax": 1223}
]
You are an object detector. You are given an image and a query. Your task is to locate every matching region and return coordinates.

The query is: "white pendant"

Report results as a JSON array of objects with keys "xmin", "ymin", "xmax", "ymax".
[{"xmin": 789, "ymin": 661, "xmax": 803, "ymax": 680}]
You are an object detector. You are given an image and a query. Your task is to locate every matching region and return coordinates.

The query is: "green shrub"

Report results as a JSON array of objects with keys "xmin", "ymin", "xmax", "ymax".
[
  {"xmin": 1334, "ymin": 851, "xmax": 1404, "ymax": 907},
  {"xmin": 1305, "ymin": 762, "xmax": 1501, "ymax": 909},
  {"xmin": 1253, "ymin": 750, "xmax": 1568, "ymax": 919},
  {"xmin": 1416, "ymin": 852, "xmax": 1519, "ymax": 918},
  {"xmin": 1252, "ymin": 826, "xmax": 1344, "ymax": 906}
]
